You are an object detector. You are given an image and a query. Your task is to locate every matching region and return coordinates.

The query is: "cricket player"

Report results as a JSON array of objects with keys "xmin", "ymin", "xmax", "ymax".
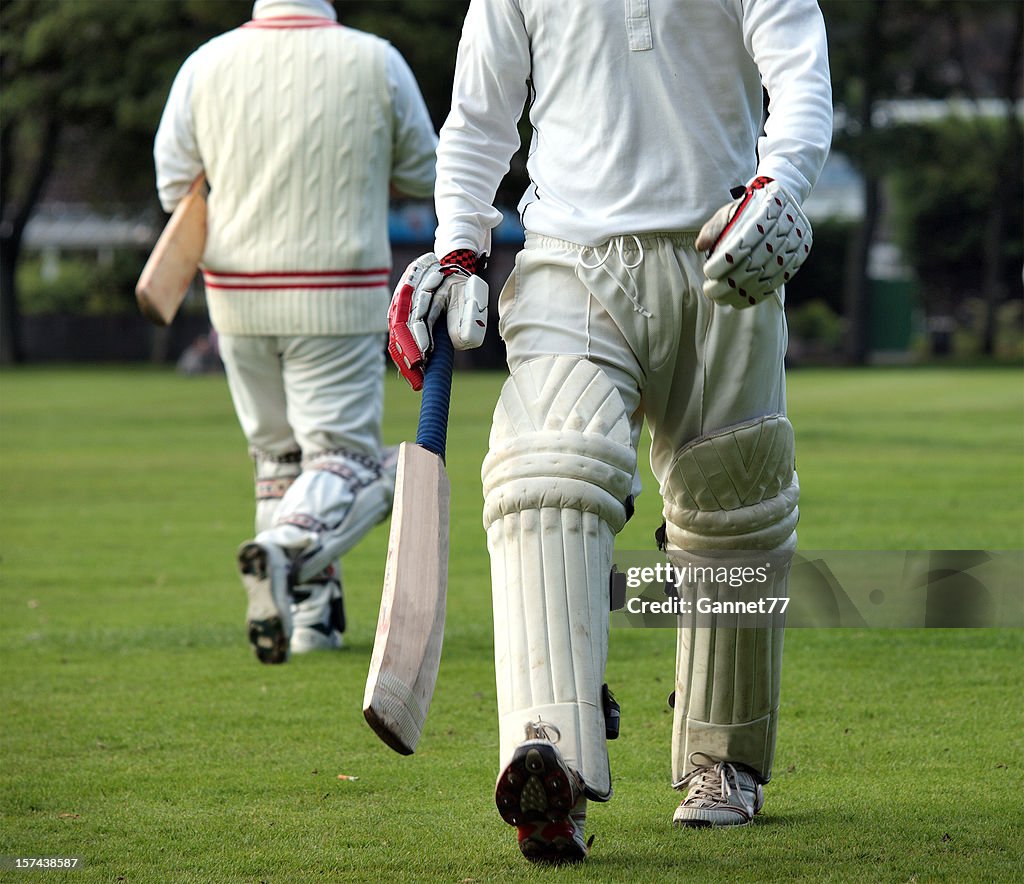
[
  {"xmin": 389, "ymin": 0, "xmax": 832, "ymax": 865},
  {"xmin": 154, "ymin": 0, "xmax": 437, "ymax": 662}
]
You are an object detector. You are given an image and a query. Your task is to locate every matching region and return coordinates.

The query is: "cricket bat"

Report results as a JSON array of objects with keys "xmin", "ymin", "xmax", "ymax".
[
  {"xmin": 135, "ymin": 174, "xmax": 208, "ymax": 326},
  {"xmin": 363, "ymin": 327, "xmax": 455, "ymax": 755}
]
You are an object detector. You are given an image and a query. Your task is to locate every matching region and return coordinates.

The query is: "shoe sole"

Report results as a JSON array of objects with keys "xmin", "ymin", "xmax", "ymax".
[
  {"xmin": 239, "ymin": 543, "xmax": 289, "ymax": 665},
  {"xmin": 496, "ymin": 743, "xmax": 589, "ymax": 864},
  {"xmin": 496, "ymin": 742, "xmax": 576, "ymax": 826},
  {"xmin": 672, "ymin": 814, "xmax": 753, "ymax": 829},
  {"xmin": 518, "ymin": 824, "xmax": 588, "ymax": 865},
  {"xmin": 673, "ymin": 784, "xmax": 764, "ymax": 828}
]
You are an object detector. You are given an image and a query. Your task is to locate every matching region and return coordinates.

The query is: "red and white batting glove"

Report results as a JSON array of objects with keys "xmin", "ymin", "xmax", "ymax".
[
  {"xmin": 696, "ymin": 176, "xmax": 813, "ymax": 309},
  {"xmin": 387, "ymin": 250, "xmax": 488, "ymax": 390}
]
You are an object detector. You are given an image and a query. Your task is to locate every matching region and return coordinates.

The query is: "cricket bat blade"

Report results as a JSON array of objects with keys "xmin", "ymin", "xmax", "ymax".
[
  {"xmin": 135, "ymin": 174, "xmax": 208, "ymax": 326},
  {"xmin": 363, "ymin": 441, "xmax": 450, "ymax": 755}
]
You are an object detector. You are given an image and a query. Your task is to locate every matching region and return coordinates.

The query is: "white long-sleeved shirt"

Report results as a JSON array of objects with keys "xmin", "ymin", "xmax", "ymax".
[
  {"xmin": 434, "ymin": 0, "xmax": 833, "ymax": 254},
  {"xmin": 154, "ymin": 0, "xmax": 437, "ymax": 336}
]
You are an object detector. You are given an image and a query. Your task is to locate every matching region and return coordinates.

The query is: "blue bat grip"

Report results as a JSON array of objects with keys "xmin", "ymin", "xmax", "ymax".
[{"xmin": 415, "ymin": 324, "xmax": 455, "ymax": 460}]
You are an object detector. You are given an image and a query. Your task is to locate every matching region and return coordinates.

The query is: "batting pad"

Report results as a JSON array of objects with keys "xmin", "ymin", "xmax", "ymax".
[
  {"xmin": 482, "ymin": 357, "xmax": 635, "ymax": 801},
  {"xmin": 256, "ymin": 449, "xmax": 397, "ymax": 583},
  {"xmin": 662, "ymin": 414, "xmax": 799, "ymax": 552},
  {"xmin": 670, "ymin": 547, "xmax": 790, "ymax": 785},
  {"xmin": 252, "ymin": 450, "xmax": 302, "ymax": 534},
  {"xmin": 662, "ymin": 415, "xmax": 799, "ymax": 784}
]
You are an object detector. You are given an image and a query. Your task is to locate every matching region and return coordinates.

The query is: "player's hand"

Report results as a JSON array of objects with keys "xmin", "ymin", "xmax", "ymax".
[
  {"xmin": 388, "ymin": 253, "xmax": 444, "ymax": 390},
  {"xmin": 696, "ymin": 176, "xmax": 812, "ymax": 309},
  {"xmin": 388, "ymin": 251, "xmax": 488, "ymax": 390}
]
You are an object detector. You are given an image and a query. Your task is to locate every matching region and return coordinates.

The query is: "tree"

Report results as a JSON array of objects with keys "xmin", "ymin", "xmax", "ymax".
[
  {"xmin": 0, "ymin": 0, "xmax": 250, "ymax": 363},
  {"xmin": 341, "ymin": 1, "xmax": 469, "ymax": 131},
  {"xmin": 941, "ymin": 0, "xmax": 1024, "ymax": 355},
  {"xmin": 889, "ymin": 118, "xmax": 1023, "ymax": 326},
  {"xmin": 822, "ymin": 0, "xmax": 886, "ymax": 365},
  {"xmin": 822, "ymin": 0, "xmax": 1023, "ymax": 362},
  {"xmin": 0, "ymin": 0, "xmax": 470, "ymax": 364}
]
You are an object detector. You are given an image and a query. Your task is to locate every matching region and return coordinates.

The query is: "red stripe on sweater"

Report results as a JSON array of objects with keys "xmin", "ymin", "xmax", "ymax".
[
  {"xmin": 204, "ymin": 281, "xmax": 388, "ymax": 291},
  {"xmin": 243, "ymin": 17, "xmax": 341, "ymax": 29},
  {"xmin": 205, "ymin": 268, "xmax": 389, "ymax": 280}
]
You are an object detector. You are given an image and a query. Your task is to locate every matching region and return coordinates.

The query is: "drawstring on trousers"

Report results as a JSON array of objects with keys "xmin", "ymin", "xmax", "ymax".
[{"xmin": 575, "ymin": 235, "xmax": 653, "ymax": 318}]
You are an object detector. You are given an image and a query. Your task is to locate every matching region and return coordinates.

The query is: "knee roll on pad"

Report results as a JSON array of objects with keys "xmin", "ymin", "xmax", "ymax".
[
  {"xmin": 482, "ymin": 357, "xmax": 635, "ymax": 530},
  {"xmin": 482, "ymin": 357, "xmax": 635, "ymax": 800},
  {"xmin": 662, "ymin": 414, "xmax": 799, "ymax": 551}
]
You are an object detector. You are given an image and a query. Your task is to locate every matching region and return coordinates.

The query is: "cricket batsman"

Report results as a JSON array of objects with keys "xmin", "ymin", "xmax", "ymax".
[
  {"xmin": 388, "ymin": 0, "xmax": 832, "ymax": 864},
  {"xmin": 153, "ymin": 0, "xmax": 437, "ymax": 662}
]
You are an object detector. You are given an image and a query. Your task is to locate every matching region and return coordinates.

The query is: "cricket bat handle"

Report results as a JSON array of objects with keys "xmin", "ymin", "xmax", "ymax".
[{"xmin": 416, "ymin": 326, "xmax": 455, "ymax": 460}]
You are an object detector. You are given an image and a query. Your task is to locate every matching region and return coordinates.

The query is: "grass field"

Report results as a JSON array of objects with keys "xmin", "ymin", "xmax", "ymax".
[{"xmin": 1, "ymin": 364, "xmax": 1022, "ymax": 882}]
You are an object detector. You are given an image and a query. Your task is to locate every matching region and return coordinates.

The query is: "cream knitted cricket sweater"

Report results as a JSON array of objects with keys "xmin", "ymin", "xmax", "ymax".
[{"xmin": 155, "ymin": 0, "xmax": 437, "ymax": 336}]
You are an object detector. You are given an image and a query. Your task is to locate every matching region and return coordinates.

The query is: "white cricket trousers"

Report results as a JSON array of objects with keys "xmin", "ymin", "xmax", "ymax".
[
  {"xmin": 218, "ymin": 333, "xmax": 385, "ymax": 461},
  {"xmin": 218, "ymin": 333, "xmax": 386, "ymax": 533},
  {"xmin": 500, "ymin": 233, "xmax": 788, "ymax": 479},
  {"xmin": 494, "ymin": 232, "xmax": 792, "ymax": 786}
]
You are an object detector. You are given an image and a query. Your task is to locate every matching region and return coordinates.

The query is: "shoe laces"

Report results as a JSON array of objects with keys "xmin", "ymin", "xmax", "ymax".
[
  {"xmin": 524, "ymin": 717, "xmax": 561, "ymax": 743},
  {"xmin": 678, "ymin": 760, "xmax": 744, "ymax": 808}
]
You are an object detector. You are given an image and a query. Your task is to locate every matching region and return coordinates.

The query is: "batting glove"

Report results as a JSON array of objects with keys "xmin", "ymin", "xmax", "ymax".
[
  {"xmin": 696, "ymin": 176, "xmax": 812, "ymax": 309},
  {"xmin": 388, "ymin": 250, "xmax": 488, "ymax": 390}
]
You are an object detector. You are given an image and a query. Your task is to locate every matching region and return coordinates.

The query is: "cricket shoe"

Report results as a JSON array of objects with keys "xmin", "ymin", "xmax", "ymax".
[
  {"xmin": 495, "ymin": 721, "xmax": 593, "ymax": 864},
  {"xmin": 515, "ymin": 804, "xmax": 590, "ymax": 865},
  {"xmin": 290, "ymin": 565, "xmax": 345, "ymax": 653},
  {"xmin": 238, "ymin": 540, "xmax": 293, "ymax": 664},
  {"xmin": 672, "ymin": 760, "xmax": 764, "ymax": 827}
]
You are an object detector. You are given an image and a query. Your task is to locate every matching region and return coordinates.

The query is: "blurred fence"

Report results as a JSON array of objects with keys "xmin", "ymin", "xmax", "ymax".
[{"xmin": 16, "ymin": 204, "xmax": 523, "ymax": 368}]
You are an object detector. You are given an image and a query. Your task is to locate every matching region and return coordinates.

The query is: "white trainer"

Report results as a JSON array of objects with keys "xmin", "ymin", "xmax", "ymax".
[
  {"xmin": 290, "ymin": 567, "xmax": 345, "ymax": 654},
  {"xmin": 673, "ymin": 761, "xmax": 765, "ymax": 827}
]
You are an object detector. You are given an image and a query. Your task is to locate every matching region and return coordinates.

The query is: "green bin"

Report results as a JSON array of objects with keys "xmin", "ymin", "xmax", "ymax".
[{"xmin": 869, "ymin": 278, "xmax": 918, "ymax": 352}]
